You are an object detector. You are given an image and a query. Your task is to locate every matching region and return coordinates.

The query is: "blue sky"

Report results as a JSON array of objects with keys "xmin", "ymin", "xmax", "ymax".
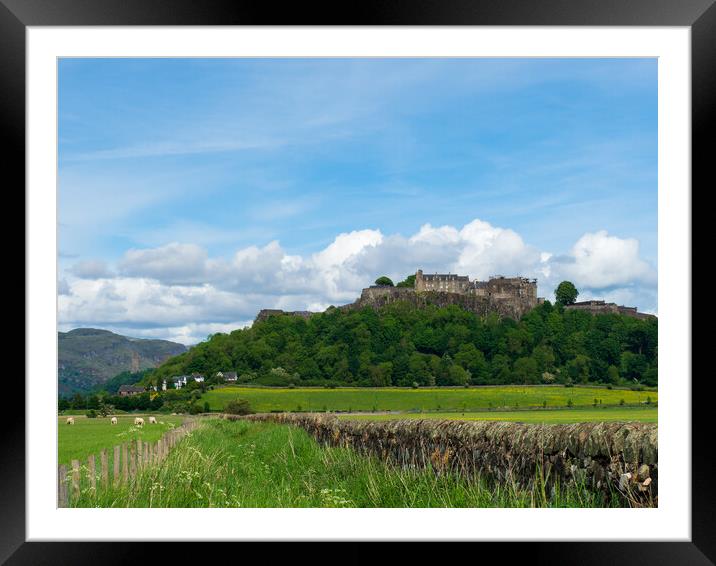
[{"xmin": 58, "ymin": 58, "xmax": 657, "ymax": 344}]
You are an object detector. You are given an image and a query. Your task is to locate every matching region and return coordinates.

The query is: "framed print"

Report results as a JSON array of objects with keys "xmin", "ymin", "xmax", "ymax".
[{"xmin": 7, "ymin": 0, "xmax": 711, "ymax": 563}]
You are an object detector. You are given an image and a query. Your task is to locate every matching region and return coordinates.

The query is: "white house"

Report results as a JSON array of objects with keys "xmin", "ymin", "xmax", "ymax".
[
  {"xmin": 192, "ymin": 373, "xmax": 205, "ymax": 383},
  {"xmin": 217, "ymin": 371, "xmax": 238, "ymax": 382}
]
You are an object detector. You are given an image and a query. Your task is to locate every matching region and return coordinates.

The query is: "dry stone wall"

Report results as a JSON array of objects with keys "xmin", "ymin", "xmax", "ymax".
[{"xmin": 228, "ymin": 413, "xmax": 657, "ymax": 505}]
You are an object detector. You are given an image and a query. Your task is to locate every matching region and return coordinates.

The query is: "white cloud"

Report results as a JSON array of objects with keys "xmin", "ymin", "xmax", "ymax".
[
  {"xmin": 70, "ymin": 259, "xmax": 113, "ymax": 279},
  {"xmin": 549, "ymin": 230, "xmax": 656, "ymax": 289},
  {"xmin": 60, "ymin": 219, "xmax": 657, "ymax": 342},
  {"xmin": 119, "ymin": 243, "xmax": 209, "ymax": 284}
]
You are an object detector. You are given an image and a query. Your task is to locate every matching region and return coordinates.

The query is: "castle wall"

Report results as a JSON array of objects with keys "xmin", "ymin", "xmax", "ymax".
[{"xmin": 564, "ymin": 301, "xmax": 655, "ymax": 320}]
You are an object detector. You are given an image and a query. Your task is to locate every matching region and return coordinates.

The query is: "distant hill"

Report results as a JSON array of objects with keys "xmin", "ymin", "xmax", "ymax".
[{"xmin": 58, "ymin": 328, "xmax": 187, "ymax": 395}]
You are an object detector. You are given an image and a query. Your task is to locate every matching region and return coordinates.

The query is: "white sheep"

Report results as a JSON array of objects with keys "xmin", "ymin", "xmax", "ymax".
[
  {"xmin": 66, "ymin": 417, "xmax": 75, "ymax": 425},
  {"xmin": 148, "ymin": 416, "xmax": 157, "ymax": 424},
  {"xmin": 111, "ymin": 417, "xmax": 118, "ymax": 425},
  {"xmin": 134, "ymin": 417, "xmax": 144, "ymax": 426}
]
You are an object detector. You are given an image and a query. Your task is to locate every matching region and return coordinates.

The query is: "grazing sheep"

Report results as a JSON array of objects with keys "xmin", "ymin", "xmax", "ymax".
[
  {"xmin": 110, "ymin": 417, "xmax": 118, "ymax": 425},
  {"xmin": 148, "ymin": 416, "xmax": 157, "ymax": 424},
  {"xmin": 66, "ymin": 417, "xmax": 75, "ymax": 425},
  {"xmin": 134, "ymin": 417, "xmax": 144, "ymax": 426}
]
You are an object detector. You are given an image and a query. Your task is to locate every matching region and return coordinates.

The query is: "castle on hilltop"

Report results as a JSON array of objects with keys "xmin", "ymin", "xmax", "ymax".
[
  {"xmin": 353, "ymin": 269, "xmax": 544, "ymax": 320},
  {"xmin": 255, "ymin": 268, "xmax": 654, "ymax": 323},
  {"xmin": 415, "ymin": 269, "xmax": 540, "ymax": 303}
]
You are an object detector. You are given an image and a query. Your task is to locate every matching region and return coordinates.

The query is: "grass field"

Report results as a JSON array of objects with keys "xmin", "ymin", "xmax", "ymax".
[
  {"xmin": 58, "ymin": 415, "xmax": 185, "ymax": 465},
  {"xmin": 338, "ymin": 405, "xmax": 657, "ymax": 423},
  {"xmin": 200, "ymin": 385, "xmax": 657, "ymax": 414},
  {"xmin": 69, "ymin": 419, "xmax": 621, "ymax": 508}
]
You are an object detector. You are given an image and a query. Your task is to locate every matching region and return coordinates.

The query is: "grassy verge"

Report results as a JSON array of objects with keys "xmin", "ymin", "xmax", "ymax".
[
  {"xmin": 338, "ymin": 405, "xmax": 657, "ymax": 423},
  {"xmin": 68, "ymin": 419, "xmax": 622, "ymax": 508},
  {"xmin": 58, "ymin": 415, "xmax": 184, "ymax": 465},
  {"xmin": 200, "ymin": 385, "xmax": 657, "ymax": 414}
]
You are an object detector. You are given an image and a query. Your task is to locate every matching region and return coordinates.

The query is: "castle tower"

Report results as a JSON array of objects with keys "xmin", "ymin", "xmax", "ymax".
[{"xmin": 415, "ymin": 269, "xmax": 424, "ymax": 291}]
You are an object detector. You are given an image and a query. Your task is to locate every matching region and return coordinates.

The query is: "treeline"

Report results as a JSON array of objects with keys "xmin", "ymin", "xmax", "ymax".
[
  {"xmin": 58, "ymin": 384, "xmax": 212, "ymax": 415},
  {"xmin": 149, "ymin": 300, "xmax": 657, "ymax": 388}
]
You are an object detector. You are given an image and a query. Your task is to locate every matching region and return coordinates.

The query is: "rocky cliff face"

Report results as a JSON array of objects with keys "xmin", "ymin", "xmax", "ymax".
[
  {"xmin": 344, "ymin": 286, "xmax": 536, "ymax": 320},
  {"xmin": 58, "ymin": 328, "xmax": 187, "ymax": 395}
]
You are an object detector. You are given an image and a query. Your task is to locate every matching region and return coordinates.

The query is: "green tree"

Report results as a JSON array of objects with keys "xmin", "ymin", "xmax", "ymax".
[
  {"xmin": 374, "ymin": 276, "xmax": 394, "ymax": 287},
  {"xmin": 566, "ymin": 354, "xmax": 591, "ymax": 384},
  {"xmin": 513, "ymin": 357, "xmax": 539, "ymax": 384},
  {"xmin": 555, "ymin": 281, "xmax": 579, "ymax": 306},
  {"xmin": 607, "ymin": 364, "xmax": 620, "ymax": 384},
  {"xmin": 396, "ymin": 274, "xmax": 416, "ymax": 288},
  {"xmin": 447, "ymin": 364, "xmax": 470, "ymax": 386},
  {"xmin": 225, "ymin": 398, "xmax": 253, "ymax": 415}
]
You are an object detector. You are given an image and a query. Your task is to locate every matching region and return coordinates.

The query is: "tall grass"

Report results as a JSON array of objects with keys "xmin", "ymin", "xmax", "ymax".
[{"xmin": 69, "ymin": 419, "xmax": 622, "ymax": 508}]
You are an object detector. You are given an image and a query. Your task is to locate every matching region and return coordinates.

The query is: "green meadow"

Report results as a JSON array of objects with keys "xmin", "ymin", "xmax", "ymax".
[
  {"xmin": 338, "ymin": 405, "xmax": 657, "ymax": 424},
  {"xmin": 58, "ymin": 414, "xmax": 184, "ymax": 465},
  {"xmin": 200, "ymin": 385, "xmax": 657, "ymax": 414}
]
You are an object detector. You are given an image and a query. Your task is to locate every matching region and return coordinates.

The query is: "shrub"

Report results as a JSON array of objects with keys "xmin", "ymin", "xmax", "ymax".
[
  {"xmin": 619, "ymin": 398, "xmax": 626, "ymax": 406},
  {"xmin": 566, "ymin": 399, "xmax": 573, "ymax": 408},
  {"xmin": 225, "ymin": 398, "xmax": 254, "ymax": 415},
  {"xmin": 411, "ymin": 382, "xmax": 419, "ymax": 389},
  {"xmin": 86, "ymin": 409, "xmax": 97, "ymax": 418},
  {"xmin": 203, "ymin": 401, "xmax": 210, "ymax": 413},
  {"xmin": 188, "ymin": 403, "xmax": 202, "ymax": 415}
]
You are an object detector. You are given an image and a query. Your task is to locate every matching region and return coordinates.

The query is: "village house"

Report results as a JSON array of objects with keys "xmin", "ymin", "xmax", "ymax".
[
  {"xmin": 216, "ymin": 371, "xmax": 238, "ymax": 382},
  {"xmin": 171, "ymin": 374, "xmax": 205, "ymax": 389},
  {"xmin": 118, "ymin": 385, "xmax": 145, "ymax": 397}
]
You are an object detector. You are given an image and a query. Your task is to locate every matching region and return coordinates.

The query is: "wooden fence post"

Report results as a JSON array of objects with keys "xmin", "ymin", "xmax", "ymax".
[
  {"xmin": 71, "ymin": 459, "xmax": 80, "ymax": 501},
  {"xmin": 113, "ymin": 445, "xmax": 120, "ymax": 487},
  {"xmin": 137, "ymin": 439, "xmax": 143, "ymax": 470},
  {"xmin": 129, "ymin": 442, "xmax": 137, "ymax": 480},
  {"xmin": 87, "ymin": 454, "xmax": 96, "ymax": 494},
  {"xmin": 144, "ymin": 443, "xmax": 149, "ymax": 467},
  {"xmin": 122, "ymin": 443, "xmax": 128, "ymax": 485},
  {"xmin": 100, "ymin": 449, "xmax": 109, "ymax": 489},
  {"xmin": 58, "ymin": 464, "xmax": 68, "ymax": 507}
]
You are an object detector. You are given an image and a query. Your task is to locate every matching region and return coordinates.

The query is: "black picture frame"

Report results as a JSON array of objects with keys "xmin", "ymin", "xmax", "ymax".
[{"xmin": 6, "ymin": 1, "xmax": 709, "ymax": 563}]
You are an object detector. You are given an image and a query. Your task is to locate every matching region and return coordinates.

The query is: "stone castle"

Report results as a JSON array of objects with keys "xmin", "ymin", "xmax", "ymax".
[
  {"xmin": 353, "ymin": 270, "xmax": 544, "ymax": 320},
  {"xmin": 256, "ymin": 268, "xmax": 654, "ymax": 323}
]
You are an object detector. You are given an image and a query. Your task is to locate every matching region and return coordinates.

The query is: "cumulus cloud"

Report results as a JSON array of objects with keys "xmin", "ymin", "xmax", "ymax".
[
  {"xmin": 58, "ymin": 278, "xmax": 71, "ymax": 295},
  {"xmin": 549, "ymin": 230, "xmax": 655, "ymax": 289},
  {"xmin": 119, "ymin": 243, "xmax": 209, "ymax": 284},
  {"xmin": 59, "ymin": 219, "xmax": 657, "ymax": 344},
  {"xmin": 70, "ymin": 259, "xmax": 113, "ymax": 279}
]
